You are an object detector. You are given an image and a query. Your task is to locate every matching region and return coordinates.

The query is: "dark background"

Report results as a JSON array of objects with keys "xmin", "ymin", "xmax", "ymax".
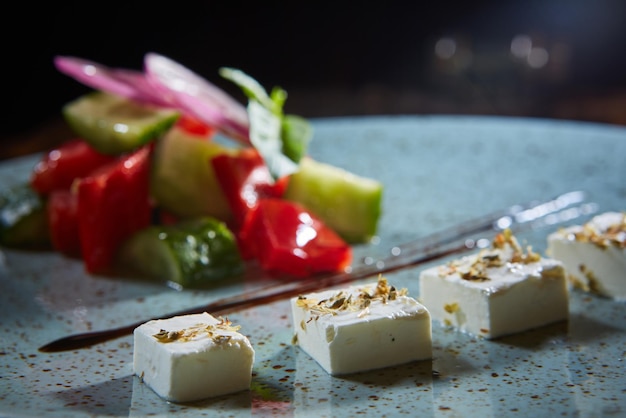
[{"xmin": 3, "ymin": 0, "xmax": 626, "ymax": 159}]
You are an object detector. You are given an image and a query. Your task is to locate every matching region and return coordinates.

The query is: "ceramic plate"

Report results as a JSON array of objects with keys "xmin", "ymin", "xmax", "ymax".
[{"xmin": 1, "ymin": 115, "xmax": 625, "ymax": 417}]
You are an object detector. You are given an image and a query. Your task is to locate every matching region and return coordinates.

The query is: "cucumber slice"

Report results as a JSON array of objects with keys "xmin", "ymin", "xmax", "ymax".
[
  {"xmin": 62, "ymin": 91, "xmax": 180, "ymax": 155},
  {"xmin": 117, "ymin": 217, "xmax": 244, "ymax": 287},
  {"xmin": 0, "ymin": 183, "xmax": 50, "ymax": 249},
  {"xmin": 284, "ymin": 157, "xmax": 383, "ymax": 244},
  {"xmin": 150, "ymin": 126, "xmax": 235, "ymax": 221}
]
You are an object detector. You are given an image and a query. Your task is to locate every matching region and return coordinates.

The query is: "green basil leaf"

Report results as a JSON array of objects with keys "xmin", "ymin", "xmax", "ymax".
[{"xmin": 220, "ymin": 67, "xmax": 312, "ymax": 179}]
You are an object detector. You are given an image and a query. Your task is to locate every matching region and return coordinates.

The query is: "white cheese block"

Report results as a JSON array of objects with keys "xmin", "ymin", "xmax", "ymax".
[
  {"xmin": 133, "ymin": 312, "xmax": 255, "ymax": 402},
  {"xmin": 547, "ymin": 211, "xmax": 626, "ymax": 301},
  {"xmin": 419, "ymin": 229, "xmax": 568, "ymax": 339},
  {"xmin": 290, "ymin": 276, "xmax": 432, "ymax": 376}
]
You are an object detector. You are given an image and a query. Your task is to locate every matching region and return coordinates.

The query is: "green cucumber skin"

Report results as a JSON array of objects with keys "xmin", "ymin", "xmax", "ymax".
[
  {"xmin": 118, "ymin": 217, "xmax": 244, "ymax": 287},
  {"xmin": 284, "ymin": 157, "xmax": 383, "ymax": 244},
  {"xmin": 0, "ymin": 183, "xmax": 50, "ymax": 249},
  {"xmin": 150, "ymin": 127, "xmax": 234, "ymax": 221},
  {"xmin": 63, "ymin": 92, "xmax": 180, "ymax": 155}
]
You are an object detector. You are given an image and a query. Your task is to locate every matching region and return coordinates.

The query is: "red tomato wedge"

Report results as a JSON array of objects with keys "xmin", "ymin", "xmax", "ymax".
[
  {"xmin": 238, "ymin": 198, "xmax": 352, "ymax": 278},
  {"xmin": 30, "ymin": 138, "xmax": 117, "ymax": 195},
  {"xmin": 212, "ymin": 148, "xmax": 289, "ymax": 230},
  {"xmin": 47, "ymin": 189, "xmax": 81, "ymax": 257},
  {"xmin": 76, "ymin": 145, "xmax": 153, "ymax": 274}
]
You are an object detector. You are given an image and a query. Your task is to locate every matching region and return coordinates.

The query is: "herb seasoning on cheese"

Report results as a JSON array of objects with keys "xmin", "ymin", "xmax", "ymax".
[
  {"xmin": 133, "ymin": 312, "xmax": 255, "ymax": 402},
  {"xmin": 547, "ymin": 211, "xmax": 626, "ymax": 301},
  {"xmin": 290, "ymin": 276, "xmax": 431, "ymax": 376},
  {"xmin": 420, "ymin": 229, "xmax": 568, "ymax": 339},
  {"xmin": 152, "ymin": 316, "xmax": 240, "ymax": 344}
]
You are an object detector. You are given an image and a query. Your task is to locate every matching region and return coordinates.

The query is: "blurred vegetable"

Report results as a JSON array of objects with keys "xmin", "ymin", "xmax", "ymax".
[
  {"xmin": 30, "ymin": 138, "xmax": 117, "ymax": 195},
  {"xmin": 76, "ymin": 145, "xmax": 153, "ymax": 274},
  {"xmin": 238, "ymin": 198, "xmax": 352, "ymax": 278},
  {"xmin": 0, "ymin": 53, "xmax": 384, "ymax": 282},
  {"xmin": 211, "ymin": 147, "xmax": 289, "ymax": 230},
  {"xmin": 55, "ymin": 53, "xmax": 312, "ymax": 177},
  {"xmin": 149, "ymin": 124, "xmax": 234, "ymax": 221},
  {"xmin": 62, "ymin": 91, "xmax": 180, "ymax": 155},
  {"xmin": 284, "ymin": 157, "xmax": 383, "ymax": 243},
  {"xmin": 47, "ymin": 189, "xmax": 80, "ymax": 257},
  {"xmin": 0, "ymin": 183, "xmax": 50, "ymax": 249},
  {"xmin": 118, "ymin": 217, "xmax": 244, "ymax": 287}
]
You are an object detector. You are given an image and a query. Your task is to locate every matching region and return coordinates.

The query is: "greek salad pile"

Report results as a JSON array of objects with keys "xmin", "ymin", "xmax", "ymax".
[{"xmin": 0, "ymin": 53, "xmax": 383, "ymax": 287}]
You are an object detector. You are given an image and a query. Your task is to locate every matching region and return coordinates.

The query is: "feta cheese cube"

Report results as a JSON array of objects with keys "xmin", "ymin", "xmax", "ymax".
[
  {"xmin": 547, "ymin": 211, "xmax": 626, "ymax": 301},
  {"xmin": 419, "ymin": 229, "xmax": 568, "ymax": 339},
  {"xmin": 290, "ymin": 276, "xmax": 432, "ymax": 376},
  {"xmin": 133, "ymin": 312, "xmax": 254, "ymax": 403}
]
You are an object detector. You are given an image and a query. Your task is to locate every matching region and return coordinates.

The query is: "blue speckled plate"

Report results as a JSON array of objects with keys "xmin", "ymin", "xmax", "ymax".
[{"xmin": 1, "ymin": 116, "xmax": 625, "ymax": 417}]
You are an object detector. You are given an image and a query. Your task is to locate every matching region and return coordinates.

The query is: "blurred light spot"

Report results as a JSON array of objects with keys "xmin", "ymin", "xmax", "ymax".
[
  {"xmin": 293, "ymin": 248, "xmax": 307, "ymax": 259},
  {"xmin": 295, "ymin": 224, "xmax": 317, "ymax": 247},
  {"xmin": 49, "ymin": 150, "xmax": 61, "ymax": 161},
  {"xmin": 84, "ymin": 64, "xmax": 97, "ymax": 76},
  {"xmin": 496, "ymin": 216, "xmax": 513, "ymax": 230},
  {"xmin": 435, "ymin": 37, "xmax": 457, "ymax": 59},
  {"xmin": 113, "ymin": 123, "xmax": 129, "ymax": 133},
  {"xmin": 295, "ymin": 212, "xmax": 317, "ymax": 246},
  {"xmin": 511, "ymin": 34, "xmax": 532, "ymax": 58},
  {"xmin": 476, "ymin": 238, "xmax": 490, "ymax": 248},
  {"xmin": 527, "ymin": 47, "xmax": 549, "ymax": 69},
  {"xmin": 582, "ymin": 202, "xmax": 599, "ymax": 215}
]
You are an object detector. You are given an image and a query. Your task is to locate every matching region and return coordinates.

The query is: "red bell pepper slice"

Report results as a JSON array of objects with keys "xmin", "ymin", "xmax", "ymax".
[
  {"xmin": 211, "ymin": 148, "xmax": 289, "ymax": 230},
  {"xmin": 47, "ymin": 189, "xmax": 81, "ymax": 258},
  {"xmin": 238, "ymin": 198, "xmax": 352, "ymax": 278},
  {"xmin": 30, "ymin": 138, "xmax": 117, "ymax": 195},
  {"xmin": 175, "ymin": 114, "xmax": 217, "ymax": 137},
  {"xmin": 76, "ymin": 145, "xmax": 153, "ymax": 274}
]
